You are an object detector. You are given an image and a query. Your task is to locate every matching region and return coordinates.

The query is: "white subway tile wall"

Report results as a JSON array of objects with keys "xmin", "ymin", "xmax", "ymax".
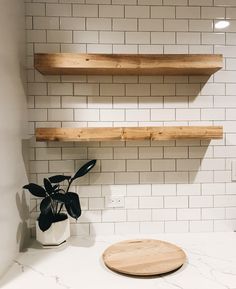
[{"xmin": 26, "ymin": 0, "xmax": 236, "ymax": 236}]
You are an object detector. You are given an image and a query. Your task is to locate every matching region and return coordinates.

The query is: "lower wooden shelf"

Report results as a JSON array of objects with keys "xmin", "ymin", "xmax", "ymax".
[{"xmin": 36, "ymin": 126, "xmax": 223, "ymax": 142}]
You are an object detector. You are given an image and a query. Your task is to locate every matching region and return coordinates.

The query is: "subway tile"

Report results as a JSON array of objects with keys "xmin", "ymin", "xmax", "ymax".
[
  {"xmin": 127, "ymin": 160, "xmax": 150, "ymax": 172},
  {"xmin": 164, "ymin": 0, "xmax": 187, "ymax": 4},
  {"xmin": 126, "ymin": 84, "xmax": 150, "ymax": 96},
  {"xmin": 214, "ymin": 195, "xmax": 236, "ymax": 207},
  {"xmin": 90, "ymin": 173, "xmax": 114, "ymax": 185},
  {"xmin": 189, "ymin": 20, "xmax": 213, "ymax": 32},
  {"xmin": 90, "ymin": 223, "xmax": 114, "ymax": 235},
  {"xmin": 126, "ymin": 109, "xmax": 150, "ymax": 121},
  {"xmin": 35, "ymin": 148, "xmax": 61, "ymax": 161},
  {"xmin": 62, "ymin": 96, "xmax": 86, "ymax": 108},
  {"xmin": 28, "ymin": 109, "xmax": 47, "ymax": 121},
  {"xmin": 126, "ymin": 32, "xmax": 150, "ymax": 44},
  {"xmin": 140, "ymin": 222, "xmax": 164, "ymax": 234},
  {"xmin": 34, "ymin": 17, "xmax": 59, "ymax": 29},
  {"xmin": 47, "ymin": 30, "xmax": 72, "ymax": 43},
  {"xmin": 139, "ymin": 19, "xmax": 163, "ymax": 31},
  {"xmin": 73, "ymin": 4, "xmax": 98, "ymax": 17},
  {"xmin": 113, "ymin": 19, "xmax": 137, "ymax": 31},
  {"xmin": 125, "ymin": 197, "xmax": 139, "ymax": 209},
  {"xmin": 100, "ymin": 84, "xmax": 125, "ymax": 96},
  {"xmin": 176, "ymin": 7, "xmax": 200, "ymax": 19},
  {"xmin": 127, "ymin": 209, "xmax": 151, "ymax": 221},
  {"xmin": 125, "ymin": 5, "xmax": 149, "ymax": 18},
  {"xmin": 151, "ymin": 6, "xmax": 175, "ymax": 18},
  {"xmin": 102, "ymin": 209, "xmax": 126, "ymax": 222},
  {"xmin": 152, "ymin": 160, "xmax": 175, "ymax": 171},
  {"xmin": 177, "ymin": 32, "xmax": 201, "ymax": 44},
  {"xmin": 127, "ymin": 184, "xmax": 151, "ymax": 196},
  {"xmin": 60, "ymin": 17, "xmax": 85, "ymax": 30},
  {"xmin": 139, "ymin": 147, "xmax": 163, "ymax": 159},
  {"xmin": 176, "ymin": 109, "xmax": 200, "ymax": 121},
  {"xmin": 28, "ymin": 83, "xmax": 47, "ymax": 95},
  {"xmin": 151, "ymin": 109, "xmax": 175, "ymax": 121},
  {"xmin": 165, "ymin": 221, "xmax": 189, "ymax": 233},
  {"xmin": 177, "ymin": 159, "xmax": 200, "ymax": 171},
  {"xmin": 165, "ymin": 196, "xmax": 188, "ymax": 208},
  {"xmin": 48, "ymin": 83, "xmax": 73, "ymax": 95},
  {"xmin": 62, "ymin": 147, "xmax": 87, "ymax": 160},
  {"xmin": 202, "ymin": 208, "xmax": 225, "ymax": 220},
  {"xmin": 190, "ymin": 221, "xmax": 213, "ymax": 232},
  {"xmin": 89, "ymin": 198, "xmax": 104, "ymax": 210},
  {"xmin": 177, "ymin": 184, "xmax": 201, "ymax": 196},
  {"xmin": 100, "ymin": 31, "xmax": 124, "ymax": 44},
  {"xmin": 114, "ymin": 147, "xmax": 137, "ymax": 160},
  {"xmin": 115, "ymin": 172, "xmax": 139, "ymax": 184},
  {"xmin": 202, "ymin": 33, "xmax": 225, "ymax": 45},
  {"xmin": 177, "ymin": 208, "xmax": 201, "ymax": 220},
  {"xmin": 100, "ymin": 109, "xmax": 124, "ymax": 121},
  {"xmin": 99, "ymin": 5, "xmax": 124, "ymax": 18},
  {"xmin": 165, "ymin": 172, "xmax": 188, "ymax": 184},
  {"xmin": 46, "ymin": 4, "xmax": 71, "ymax": 16},
  {"xmin": 26, "ymin": 3, "xmax": 45, "ymax": 16},
  {"xmin": 48, "ymin": 109, "xmax": 73, "ymax": 121},
  {"xmin": 27, "ymin": 30, "xmax": 46, "ymax": 43},
  {"xmin": 74, "ymin": 83, "xmax": 99, "ymax": 95},
  {"xmin": 151, "ymin": 84, "xmax": 175, "ymax": 95},
  {"xmin": 49, "ymin": 160, "xmax": 74, "ymax": 173},
  {"xmin": 164, "ymin": 147, "xmax": 188, "ymax": 159},
  {"xmin": 164, "ymin": 20, "xmax": 188, "ymax": 31},
  {"xmin": 87, "ymin": 18, "xmax": 111, "ymax": 30},
  {"xmin": 151, "ymin": 32, "xmax": 175, "ymax": 44},
  {"xmin": 201, "ymin": 7, "xmax": 225, "ymax": 19},
  {"xmin": 115, "ymin": 223, "xmax": 139, "ymax": 234},
  {"xmin": 189, "ymin": 0, "xmax": 213, "ymax": 5},
  {"xmin": 139, "ymin": 197, "xmax": 163, "ymax": 208},
  {"xmin": 189, "ymin": 196, "xmax": 213, "ymax": 208},
  {"xmin": 201, "ymin": 108, "xmax": 225, "ymax": 120},
  {"xmin": 152, "ymin": 184, "xmax": 176, "ymax": 196},
  {"xmin": 152, "ymin": 208, "xmax": 176, "ymax": 221},
  {"xmin": 73, "ymin": 31, "xmax": 98, "ymax": 43},
  {"xmin": 140, "ymin": 172, "xmax": 164, "ymax": 184}
]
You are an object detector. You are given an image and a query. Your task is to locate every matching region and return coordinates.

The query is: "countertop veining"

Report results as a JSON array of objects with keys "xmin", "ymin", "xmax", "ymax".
[{"xmin": 1, "ymin": 232, "xmax": 236, "ymax": 289}]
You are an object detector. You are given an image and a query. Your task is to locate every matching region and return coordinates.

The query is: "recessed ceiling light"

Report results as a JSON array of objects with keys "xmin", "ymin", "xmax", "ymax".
[{"xmin": 215, "ymin": 20, "xmax": 230, "ymax": 29}]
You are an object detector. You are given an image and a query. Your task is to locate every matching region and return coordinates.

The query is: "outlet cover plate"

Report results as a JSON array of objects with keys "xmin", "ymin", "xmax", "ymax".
[{"xmin": 105, "ymin": 196, "xmax": 125, "ymax": 208}]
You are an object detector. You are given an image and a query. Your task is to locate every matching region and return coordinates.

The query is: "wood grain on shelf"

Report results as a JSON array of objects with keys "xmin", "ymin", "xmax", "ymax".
[
  {"xmin": 36, "ymin": 126, "xmax": 223, "ymax": 142},
  {"xmin": 34, "ymin": 53, "xmax": 223, "ymax": 75}
]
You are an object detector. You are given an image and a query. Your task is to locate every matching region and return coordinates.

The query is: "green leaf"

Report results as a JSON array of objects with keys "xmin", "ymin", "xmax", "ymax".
[
  {"xmin": 52, "ymin": 193, "xmax": 66, "ymax": 203},
  {"xmin": 44, "ymin": 178, "xmax": 54, "ymax": 194},
  {"xmin": 49, "ymin": 175, "xmax": 71, "ymax": 183},
  {"xmin": 23, "ymin": 183, "xmax": 46, "ymax": 198},
  {"xmin": 38, "ymin": 211, "xmax": 54, "ymax": 232},
  {"xmin": 72, "ymin": 160, "xmax": 96, "ymax": 181},
  {"xmin": 65, "ymin": 192, "xmax": 81, "ymax": 219},
  {"xmin": 40, "ymin": 197, "xmax": 52, "ymax": 214}
]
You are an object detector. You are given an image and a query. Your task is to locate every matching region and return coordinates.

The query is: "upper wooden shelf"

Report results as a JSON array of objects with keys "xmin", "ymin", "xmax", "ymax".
[
  {"xmin": 36, "ymin": 126, "xmax": 223, "ymax": 142},
  {"xmin": 34, "ymin": 53, "xmax": 223, "ymax": 76}
]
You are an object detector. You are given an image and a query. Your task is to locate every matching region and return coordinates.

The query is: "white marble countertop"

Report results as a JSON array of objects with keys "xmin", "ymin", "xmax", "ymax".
[{"xmin": 1, "ymin": 232, "xmax": 236, "ymax": 289}]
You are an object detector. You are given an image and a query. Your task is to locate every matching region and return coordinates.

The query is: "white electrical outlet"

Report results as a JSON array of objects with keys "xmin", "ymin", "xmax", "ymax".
[
  {"xmin": 232, "ymin": 161, "xmax": 236, "ymax": 181},
  {"xmin": 105, "ymin": 196, "xmax": 125, "ymax": 208}
]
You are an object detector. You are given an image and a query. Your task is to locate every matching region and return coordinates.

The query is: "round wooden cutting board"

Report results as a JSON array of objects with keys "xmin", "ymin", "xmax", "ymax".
[{"xmin": 103, "ymin": 239, "xmax": 186, "ymax": 276}]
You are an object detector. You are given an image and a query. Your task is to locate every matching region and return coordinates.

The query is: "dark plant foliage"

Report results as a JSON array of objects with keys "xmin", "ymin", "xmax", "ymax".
[{"xmin": 23, "ymin": 160, "xmax": 96, "ymax": 232}]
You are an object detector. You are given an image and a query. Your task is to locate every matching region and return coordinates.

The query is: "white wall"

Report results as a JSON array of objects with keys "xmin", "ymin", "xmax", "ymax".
[
  {"xmin": 0, "ymin": 0, "xmax": 29, "ymax": 277},
  {"xmin": 26, "ymin": 0, "xmax": 236, "ymax": 236}
]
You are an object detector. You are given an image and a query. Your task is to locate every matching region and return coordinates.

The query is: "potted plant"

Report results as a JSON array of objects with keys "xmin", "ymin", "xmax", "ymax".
[{"xmin": 23, "ymin": 159, "xmax": 96, "ymax": 247}]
